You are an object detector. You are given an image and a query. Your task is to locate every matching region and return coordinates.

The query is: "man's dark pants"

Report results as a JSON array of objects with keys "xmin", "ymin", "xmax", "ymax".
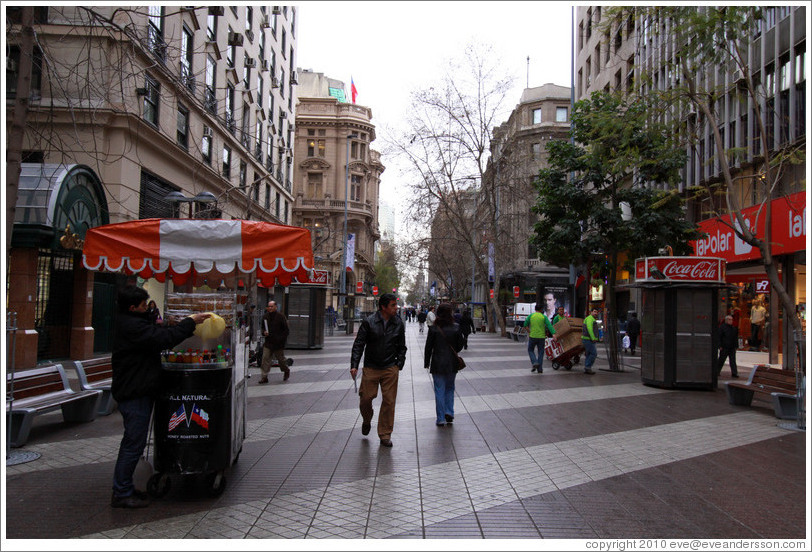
[{"xmin": 113, "ymin": 396, "xmax": 153, "ymax": 498}]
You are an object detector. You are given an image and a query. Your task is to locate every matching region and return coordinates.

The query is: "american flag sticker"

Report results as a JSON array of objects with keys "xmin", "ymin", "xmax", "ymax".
[{"xmin": 168, "ymin": 403, "xmax": 187, "ymax": 432}]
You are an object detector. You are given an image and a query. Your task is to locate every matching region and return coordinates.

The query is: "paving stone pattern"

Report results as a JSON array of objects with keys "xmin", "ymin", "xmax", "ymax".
[{"xmin": 5, "ymin": 323, "xmax": 807, "ymax": 541}]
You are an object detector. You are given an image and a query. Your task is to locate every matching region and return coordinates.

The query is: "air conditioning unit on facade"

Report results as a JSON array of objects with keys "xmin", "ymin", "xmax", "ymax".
[
  {"xmin": 280, "ymin": 111, "xmax": 287, "ymax": 119},
  {"xmin": 272, "ymin": 6, "xmax": 282, "ymax": 15},
  {"xmin": 271, "ymin": 77, "xmax": 280, "ymax": 88},
  {"xmin": 261, "ymin": 15, "xmax": 270, "ymax": 28},
  {"xmin": 289, "ymin": 70, "xmax": 298, "ymax": 85},
  {"xmin": 203, "ymin": 126, "xmax": 212, "ymax": 137},
  {"xmin": 261, "ymin": 59, "xmax": 269, "ymax": 72},
  {"xmin": 208, "ymin": 6, "xmax": 224, "ymax": 16},
  {"xmin": 244, "ymin": 58, "xmax": 256, "ymax": 68},
  {"xmin": 227, "ymin": 32, "xmax": 244, "ymax": 46}
]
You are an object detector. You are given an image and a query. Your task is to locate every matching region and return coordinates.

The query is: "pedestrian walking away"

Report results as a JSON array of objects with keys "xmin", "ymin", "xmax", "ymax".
[
  {"xmin": 524, "ymin": 303, "xmax": 556, "ymax": 373},
  {"xmin": 424, "ymin": 303, "xmax": 465, "ymax": 426},
  {"xmin": 717, "ymin": 314, "xmax": 739, "ymax": 378},
  {"xmin": 350, "ymin": 293, "xmax": 407, "ymax": 448},
  {"xmin": 417, "ymin": 309, "xmax": 427, "ymax": 333},
  {"xmin": 581, "ymin": 308, "xmax": 600, "ymax": 374},
  {"xmin": 625, "ymin": 312, "xmax": 641, "ymax": 355},
  {"xmin": 111, "ymin": 285, "xmax": 210, "ymax": 509},
  {"xmin": 259, "ymin": 300, "xmax": 293, "ymax": 383},
  {"xmin": 459, "ymin": 309, "xmax": 476, "ymax": 350},
  {"xmin": 426, "ymin": 306, "xmax": 436, "ymax": 328}
]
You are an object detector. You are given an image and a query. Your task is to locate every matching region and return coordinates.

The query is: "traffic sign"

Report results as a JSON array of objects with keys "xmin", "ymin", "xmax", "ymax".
[
  {"xmin": 513, "ymin": 286, "xmax": 520, "ymax": 298},
  {"xmin": 356, "ymin": 281, "xmax": 364, "ymax": 294},
  {"xmin": 372, "ymin": 286, "xmax": 378, "ymax": 295},
  {"xmin": 489, "ymin": 289, "xmax": 494, "ymax": 299}
]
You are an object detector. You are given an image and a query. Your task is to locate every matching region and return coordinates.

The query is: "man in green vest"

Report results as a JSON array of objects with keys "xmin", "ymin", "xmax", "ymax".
[
  {"xmin": 581, "ymin": 308, "xmax": 600, "ymax": 374},
  {"xmin": 524, "ymin": 303, "xmax": 556, "ymax": 373}
]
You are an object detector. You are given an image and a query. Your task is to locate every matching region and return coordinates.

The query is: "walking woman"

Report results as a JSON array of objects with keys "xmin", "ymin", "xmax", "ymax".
[{"xmin": 424, "ymin": 303, "xmax": 464, "ymax": 426}]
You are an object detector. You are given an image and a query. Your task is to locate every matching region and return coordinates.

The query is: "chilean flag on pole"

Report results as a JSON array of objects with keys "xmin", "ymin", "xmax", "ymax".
[{"xmin": 351, "ymin": 76, "xmax": 358, "ymax": 104}]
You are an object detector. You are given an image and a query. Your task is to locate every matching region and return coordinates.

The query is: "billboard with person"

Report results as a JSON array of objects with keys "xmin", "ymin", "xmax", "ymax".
[{"xmin": 541, "ymin": 286, "xmax": 570, "ymax": 318}]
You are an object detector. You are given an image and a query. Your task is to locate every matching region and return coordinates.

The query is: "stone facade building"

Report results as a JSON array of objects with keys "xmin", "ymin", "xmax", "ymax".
[
  {"xmin": 6, "ymin": 6, "xmax": 298, "ymax": 366},
  {"xmin": 292, "ymin": 69, "xmax": 383, "ymax": 314}
]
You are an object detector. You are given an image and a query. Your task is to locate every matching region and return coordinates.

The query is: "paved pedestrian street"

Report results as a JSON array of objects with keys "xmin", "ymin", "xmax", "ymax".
[{"xmin": 4, "ymin": 322, "xmax": 808, "ymax": 548}]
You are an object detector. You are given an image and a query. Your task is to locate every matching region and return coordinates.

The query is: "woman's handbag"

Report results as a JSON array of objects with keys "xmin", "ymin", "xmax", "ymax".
[{"xmin": 437, "ymin": 327, "xmax": 465, "ymax": 371}]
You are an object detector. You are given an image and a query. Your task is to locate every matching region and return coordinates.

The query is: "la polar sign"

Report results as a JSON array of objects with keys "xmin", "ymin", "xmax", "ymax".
[{"xmin": 635, "ymin": 256, "xmax": 726, "ymax": 284}]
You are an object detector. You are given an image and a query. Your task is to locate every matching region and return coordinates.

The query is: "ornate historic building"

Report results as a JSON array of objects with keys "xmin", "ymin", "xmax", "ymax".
[{"xmin": 291, "ymin": 70, "xmax": 384, "ymax": 315}]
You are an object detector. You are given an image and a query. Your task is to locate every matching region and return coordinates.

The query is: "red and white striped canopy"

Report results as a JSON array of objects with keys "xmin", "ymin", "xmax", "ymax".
[{"xmin": 82, "ymin": 219, "xmax": 314, "ymax": 287}]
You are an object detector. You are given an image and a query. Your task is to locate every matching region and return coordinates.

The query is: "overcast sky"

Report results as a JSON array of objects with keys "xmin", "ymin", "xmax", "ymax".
[{"xmin": 296, "ymin": 1, "xmax": 575, "ymax": 223}]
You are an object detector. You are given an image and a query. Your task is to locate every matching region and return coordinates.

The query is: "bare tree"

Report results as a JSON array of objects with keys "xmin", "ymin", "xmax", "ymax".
[{"xmin": 385, "ymin": 43, "xmax": 524, "ymax": 335}]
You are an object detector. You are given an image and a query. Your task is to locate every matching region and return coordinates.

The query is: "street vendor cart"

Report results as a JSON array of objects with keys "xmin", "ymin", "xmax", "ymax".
[
  {"xmin": 545, "ymin": 317, "xmax": 584, "ymax": 370},
  {"xmin": 82, "ymin": 218, "xmax": 313, "ymax": 497}
]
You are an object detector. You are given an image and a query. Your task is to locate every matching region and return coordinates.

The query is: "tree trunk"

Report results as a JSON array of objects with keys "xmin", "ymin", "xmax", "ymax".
[
  {"xmin": 6, "ymin": 7, "xmax": 34, "ymax": 260},
  {"xmin": 603, "ymin": 250, "xmax": 620, "ymax": 371}
]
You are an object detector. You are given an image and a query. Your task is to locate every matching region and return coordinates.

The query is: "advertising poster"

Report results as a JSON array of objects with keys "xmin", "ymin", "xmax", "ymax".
[{"xmin": 541, "ymin": 285, "xmax": 570, "ymax": 318}]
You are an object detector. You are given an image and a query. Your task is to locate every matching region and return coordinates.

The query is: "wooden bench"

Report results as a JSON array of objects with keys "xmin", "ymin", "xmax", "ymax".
[
  {"xmin": 725, "ymin": 364, "xmax": 800, "ymax": 420},
  {"xmin": 75, "ymin": 357, "xmax": 115, "ymax": 415},
  {"xmin": 6, "ymin": 364, "xmax": 102, "ymax": 448}
]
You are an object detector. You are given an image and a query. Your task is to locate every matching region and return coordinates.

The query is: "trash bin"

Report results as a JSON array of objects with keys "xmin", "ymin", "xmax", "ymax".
[{"xmin": 150, "ymin": 361, "xmax": 235, "ymax": 497}]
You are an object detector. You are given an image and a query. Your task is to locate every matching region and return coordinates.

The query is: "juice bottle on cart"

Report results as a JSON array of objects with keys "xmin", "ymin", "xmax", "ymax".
[{"xmin": 216, "ymin": 345, "xmax": 224, "ymax": 362}]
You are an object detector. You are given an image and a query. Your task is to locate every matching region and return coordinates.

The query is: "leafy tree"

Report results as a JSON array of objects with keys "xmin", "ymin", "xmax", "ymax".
[
  {"xmin": 531, "ymin": 91, "xmax": 702, "ymax": 370},
  {"xmin": 606, "ymin": 6, "xmax": 806, "ymax": 367}
]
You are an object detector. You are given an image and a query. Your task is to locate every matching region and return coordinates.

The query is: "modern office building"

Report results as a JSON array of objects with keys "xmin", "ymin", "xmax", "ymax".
[
  {"xmin": 574, "ymin": 6, "xmax": 806, "ymax": 364},
  {"xmin": 291, "ymin": 69, "xmax": 383, "ymax": 315},
  {"xmin": 6, "ymin": 6, "xmax": 298, "ymax": 367}
]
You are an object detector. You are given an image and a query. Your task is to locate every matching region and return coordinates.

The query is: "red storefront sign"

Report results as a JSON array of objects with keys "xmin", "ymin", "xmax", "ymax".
[
  {"xmin": 489, "ymin": 289, "xmax": 494, "ymax": 299},
  {"xmin": 691, "ymin": 191, "xmax": 806, "ymax": 263},
  {"xmin": 635, "ymin": 256, "xmax": 726, "ymax": 283},
  {"xmin": 513, "ymin": 286, "xmax": 520, "ymax": 298},
  {"xmin": 294, "ymin": 269, "xmax": 329, "ymax": 285}
]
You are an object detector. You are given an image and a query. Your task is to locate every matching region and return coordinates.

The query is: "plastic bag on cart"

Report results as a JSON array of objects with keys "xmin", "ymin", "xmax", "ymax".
[
  {"xmin": 622, "ymin": 334, "xmax": 631, "ymax": 351},
  {"xmin": 544, "ymin": 337, "xmax": 563, "ymax": 360}
]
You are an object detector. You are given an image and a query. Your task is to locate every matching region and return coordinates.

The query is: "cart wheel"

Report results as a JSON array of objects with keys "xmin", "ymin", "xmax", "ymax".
[
  {"xmin": 552, "ymin": 362, "xmax": 561, "ymax": 371},
  {"xmin": 573, "ymin": 356, "xmax": 580, "ymax": 365},
  {"xmin": 565, "ymin": 363, "xmax": 573, "ymax": 371},
  {"xmin": 147, "ymin": 473, "xmax": 171, "ymax": 498},
  {"xmin": 206, "ymin": 471, "xmax": 227, "ymax": 498}
]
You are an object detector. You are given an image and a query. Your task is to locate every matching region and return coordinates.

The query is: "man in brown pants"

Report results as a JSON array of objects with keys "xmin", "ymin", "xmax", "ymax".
[{"xmin": 349, "ymin": 293, "xmax": 407, "ymax": 447}]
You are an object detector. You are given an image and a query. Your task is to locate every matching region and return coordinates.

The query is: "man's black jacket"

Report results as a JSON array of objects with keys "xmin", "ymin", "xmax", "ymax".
[
  {"xmin": 718, "ymin": 321, "xmax": 738, "ymax": 349},
  {"xmin": 350, "ymin": 311, "xmax": 407, "ymax": 370},
  {"xmin": 112, "ymin": 311, "xmax": 196, "ymax": 402}
]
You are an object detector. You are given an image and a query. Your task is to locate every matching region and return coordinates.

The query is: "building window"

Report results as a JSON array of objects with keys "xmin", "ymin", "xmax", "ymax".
[
  {"xmin": 556, "ymin": 106, "xmax": 568, "ymax": 122},
  {"xmin": 225, "ymin": 84, "xmax": 235, "ymax": 133},
  {"xmin": 280, "ymin": 68, "xmax": 285, "ymax": 98},
  {"xmin": 532, "ymin": 108, "xmax": 542, "ymax": 124},
  {"xmin": 239, "ymin": 161, "xmax": 247, "ymax": 190},
  {"xmin": 350, "ymin": 174, "xmax": 362, "ymax": 202},
  {"xmin": 143, "ymin": 75, "xmax": 160, "ymax": 126},
  {"xmin": 275, "ymin": 192, "xmax": 281, "ymax": 219},
  {"xmin": 241, "ymin": 101, "xmax": 251, "ymax": 148},
  {"xmin": 253, "ymin": 174, "xmax": 260, "ymax": 202},
  {"xmin": 307, "ymin": 172, "xmax": 322, "ymax": 199},
  {"xmin": 207, "ymin": 11, "xmax": 217, "ymax": 41},
  {"xmin": 222, "ymin": 146, "xmax": 232, "ymax": 178},
  {"xmin": 246, "ymin": 6, "xmax": 253, "ymax": 35},
  {"xmin": 243, "ymin": 53, "xmax": 252, "ymax": 88},
  {"xmin": 531, "ymin": 143, "xmax": 541, "ymax": 161},
  {"xmin": 6, "ymin": 45, "xmax": 43, "ymax": 99},
  {"xmin": 227, "ymin": 26, "xmax": 236, "ymax": 68},
  {"xmin": 148, "ymin": 6, "xmax": 165, "ymax": 61},
  {"xmin": 795, "ymin": 47, "xmax": 806, "ymax": 137},
  {"xmin": 265, "ymin": 184, "xmax": 271, "ymax": 209},
  {"xmin": 255, "ymin": 119, "xmax": 263, "ymax": 161},
  {"xmin": 181, "ymin": 25, "xmax": 194, "ymax": 91},
  {"xmin": 202, "ymin": 128, "xmax": 212, "ymax": 165},
  {"xmin": 205, "ymin": 55, "xmax": 216, "ymax": 113},
  {"xmin": 177, "ymin": 104, "xmax": 189, "ymax": 149},
  {"xmin": 284, "ymin": 200, "xmax": 289, "ymax": 224},
  {"xmin": 257, "ymin": 76, "xmax": 264, "ymax": 107}
]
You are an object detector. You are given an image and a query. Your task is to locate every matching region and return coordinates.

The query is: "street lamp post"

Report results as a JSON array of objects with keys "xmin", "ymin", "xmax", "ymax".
[{"xmin": 339, "ymin": 133, "xmax": 358, "ymax": 333}]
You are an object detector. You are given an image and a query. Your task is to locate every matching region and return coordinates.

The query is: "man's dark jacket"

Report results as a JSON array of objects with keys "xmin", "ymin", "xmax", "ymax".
[
  {"xmin": 112, "ymin": 311, "xmax": 196, "ymax": 402},
  {"xmin": 351, "ymin": 311, "xmax": 407, "ymax": 370},
  {"xmin": 626, "ymin": 316, "xmax": 641, "ymax": 337},
  {"xmin": 718, "ymin": 321, "xmax": 738, "ymax": 349},
  {"xmin": 262, "ymin": 310, "xmax": 290, "ymax": 349}
]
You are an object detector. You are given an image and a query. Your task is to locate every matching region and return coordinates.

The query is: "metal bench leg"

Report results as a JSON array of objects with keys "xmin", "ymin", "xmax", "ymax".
[
  {"xmin": 96, "ymin": 390, "xmax": 117, "ymax": 416},
  {"xmin": 61, "ymin": 395, "xmax": 101, "ymax": 422},
  {"xmin": 772, "ymin": 392, "xmax": 799, "ymax": 420},
  {"xmin": 725, "ymin": 385, "xmax": 754, "ymax": 406},
  {"xmin": 8, "ymin": 411, "xmax": 34, "ymax": 448}
]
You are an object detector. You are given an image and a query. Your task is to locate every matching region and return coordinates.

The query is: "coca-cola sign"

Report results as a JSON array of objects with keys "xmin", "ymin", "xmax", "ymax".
[
  {"xmin": 635, "ymin": 257, "xmax": 726, "ymax": 283},
  {"xmin": 294, "ymin": 269, "xmax": 329, "ymax": 285}
]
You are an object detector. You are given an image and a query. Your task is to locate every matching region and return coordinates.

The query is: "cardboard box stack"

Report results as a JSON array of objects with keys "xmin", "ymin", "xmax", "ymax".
[{"xmin": 553, "ymin": 317, "xmax": 584, "ymax": 354}]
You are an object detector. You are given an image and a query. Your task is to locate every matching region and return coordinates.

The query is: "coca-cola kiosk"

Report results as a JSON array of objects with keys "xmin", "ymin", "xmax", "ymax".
[{"xmin": 633, "ymin": 256, "xmax": 728, "ymax": 390}]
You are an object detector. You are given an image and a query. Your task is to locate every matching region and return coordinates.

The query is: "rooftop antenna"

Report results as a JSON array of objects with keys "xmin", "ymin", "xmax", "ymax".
[{"xmin": 526, "ymin": 56, "xmax": 530, "ymax": 88}]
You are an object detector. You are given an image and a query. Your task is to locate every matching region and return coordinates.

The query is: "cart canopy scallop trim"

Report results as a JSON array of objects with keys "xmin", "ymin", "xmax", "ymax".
[{"xmin": 82, "ymin": 218, "xmax": 314, "ymax": 287}]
